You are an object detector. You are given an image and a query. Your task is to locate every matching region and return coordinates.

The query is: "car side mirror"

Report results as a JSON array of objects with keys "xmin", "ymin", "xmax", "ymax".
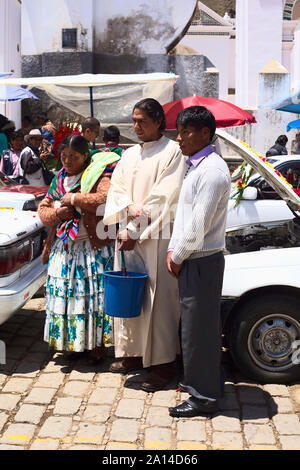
[{"xmin": 241, "ymin": 187, "xmax": 258, "ymax": 200}]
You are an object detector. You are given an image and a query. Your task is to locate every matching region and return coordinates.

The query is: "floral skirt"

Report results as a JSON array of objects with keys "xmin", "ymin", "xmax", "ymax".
[{"xmin": 44, "ymin": 238, "xmax": 114, "ymax": 352}]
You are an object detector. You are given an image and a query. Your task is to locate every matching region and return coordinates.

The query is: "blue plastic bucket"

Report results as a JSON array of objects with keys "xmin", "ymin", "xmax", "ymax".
[{"xmin": 103, "ymin": 271, "xmax": 148, "ymax": 318}]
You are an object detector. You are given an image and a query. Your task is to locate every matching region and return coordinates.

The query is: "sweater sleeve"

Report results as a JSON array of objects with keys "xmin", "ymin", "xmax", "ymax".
[
  {"xmin": 171, "ymin": 168, "xmax": 229, "ymax": 265},
  {"xmin": 38, "ymin": 198, "xmax": 61, "ymax": 228},
  {"xmin": 21, "ymin": 150, "xmax": 43, "ymax": 174},
  {"xmin": 72, "ymin": 176, "xmax": 111, "ymax": 214}
]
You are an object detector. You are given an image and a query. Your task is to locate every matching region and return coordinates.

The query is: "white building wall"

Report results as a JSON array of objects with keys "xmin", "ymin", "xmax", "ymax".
[
  {"xmin": 178, "ymin": 35, "xmax": 230, "ymax": 100},
  {"xmin": 0, "ymin": 0, "xmax": 21, "ymax": 128},
  {"xmin": 21, "ymin": 0, "xmax": 94, "ymax": 55},
  {"xmin": 235, "ymin": 0, "xmax": 283, "ymax": 107}
]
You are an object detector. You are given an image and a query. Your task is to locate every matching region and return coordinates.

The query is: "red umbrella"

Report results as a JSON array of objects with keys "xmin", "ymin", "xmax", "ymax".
[{"xmin": 163, "ymin": 96, "xmax": 257, "ymax": 130}]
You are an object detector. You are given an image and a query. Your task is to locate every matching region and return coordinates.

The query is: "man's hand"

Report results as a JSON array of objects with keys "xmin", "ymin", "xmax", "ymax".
[
  {"xmin": 117, "ymin": 229, "xmax": 137, "ymax": 251},
  {"xmin": 166, "ymin": 251, "xmax": 182, "ymax": 279}
]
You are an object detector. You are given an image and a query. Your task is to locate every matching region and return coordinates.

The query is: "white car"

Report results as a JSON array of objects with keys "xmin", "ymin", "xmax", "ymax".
[
  {"xmin": 0, "ymin": 210, "xmax": 47, "ymax": 325},
  {"xmin": 216, "ymin": 130, "xmax": 300, "ymax": 384}
]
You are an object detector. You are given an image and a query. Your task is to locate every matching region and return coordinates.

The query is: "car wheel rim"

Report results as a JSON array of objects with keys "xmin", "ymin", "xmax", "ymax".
[{"xmin": 247, "ymin": 314, "xmax": 300, "ymax": 372}]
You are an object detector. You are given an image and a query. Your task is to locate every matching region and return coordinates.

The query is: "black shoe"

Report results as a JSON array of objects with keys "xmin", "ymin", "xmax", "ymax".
[{"xmin": 169, "ymin": 397, "xmax": 218, "ymax": 417}]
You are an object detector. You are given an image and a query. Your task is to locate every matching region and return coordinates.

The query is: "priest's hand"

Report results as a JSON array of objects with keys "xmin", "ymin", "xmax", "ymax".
[{"xmin": 118, "ymin": 229, "xmax": 137, "ymax": 251}]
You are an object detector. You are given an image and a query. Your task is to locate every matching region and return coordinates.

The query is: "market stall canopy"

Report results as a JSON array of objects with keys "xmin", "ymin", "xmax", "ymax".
[
  {"xmin": 287, "ymin": 118, "xmax": 300, "ymax": 132},
  {"xmin": 1, "ymin": 73, "xmax": 178, "ymax": 124},
  {"xmin": 163, "ymin": 96, "xmax": 257, "ymax": 130},
  {"xmin": 260, "ymin": 89, "xmax": 300, "ymax": 114},
  {"xmin": 0, "ymin": 86, "xmax": 39, "ymax": 102}
]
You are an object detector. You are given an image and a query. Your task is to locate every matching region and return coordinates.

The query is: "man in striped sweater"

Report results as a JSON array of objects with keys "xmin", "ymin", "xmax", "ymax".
[{"xmin": 167, "ymin": 106, "xmax": 231, "ymax": 417}]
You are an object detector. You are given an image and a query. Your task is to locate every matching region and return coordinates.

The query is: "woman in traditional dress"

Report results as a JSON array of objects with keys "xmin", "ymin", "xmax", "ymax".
[{"xmin": 38, "ymin": 134, "xmax": 120, "ymax": 362}]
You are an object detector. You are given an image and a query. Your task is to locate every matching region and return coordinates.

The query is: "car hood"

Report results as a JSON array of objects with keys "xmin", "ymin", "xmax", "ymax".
[
  {"xmin": 216, "ymin": 129, "xmax": 300, "ymax": 212},
  {"xmin": 0, "ymin": 185, "xmax": 48, "ymax": 199},
  {"xmin": 0, "ymin": 209, "xmax": 43, "ymax": 245}
]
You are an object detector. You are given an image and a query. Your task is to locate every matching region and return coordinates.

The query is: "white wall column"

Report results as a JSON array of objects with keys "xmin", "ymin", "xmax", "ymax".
[
  {"xmin": 0, "ymin": 0, "xmax": 21, "ymax": 128},
  {"xmin": 292, "ymin": 23, "xmax": 300, "ymax": 91},
  {"xmin": 235, "ymin": 0, "xmax": 283, "ymax": 107}
]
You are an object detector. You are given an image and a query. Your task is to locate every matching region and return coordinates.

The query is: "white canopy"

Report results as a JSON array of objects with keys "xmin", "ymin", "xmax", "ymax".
[{"xmin": 0, "ymin": 73, "xmax": 178, "ymax": 126}]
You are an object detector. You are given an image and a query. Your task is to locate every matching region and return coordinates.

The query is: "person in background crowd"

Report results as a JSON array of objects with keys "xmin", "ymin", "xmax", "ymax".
[
  {"xmin": 81, "ymin": 117, "xmax": 100, "ymax": 145},
  {"xmin": 167, "ymin": 106, "xmax": 231, "ymax": 417},
  {"xmin": 38, "ymin": 134, "xmax": 119, "ymax": 362},
  {"xmin": 266, "ymin": 135, "xmax": 288, "ymax": 158},
  {"xmin": 0, "ymin": 131, "xmax": 24, "ymax": 178},
  {"xmin": 38, "ymin": 112, "xmax": 56, "ymax": 145},
  {"xmin": 103, "ymin": 98, "xmax": 187, "ymax": 392},
  {"xmin": 21, "ymin": 115, "xmax": 34, "ymax": 135},
  {"xmin": 19, "ymin": 129, "xmax": 53, "ymax": 185},
  {"xmin": 101, "ymin": 125, "xmax": 124, "ymax": 158},
  {"xmin": 0, "ymin": 114, "xmax": 15, "ymax": 155}
]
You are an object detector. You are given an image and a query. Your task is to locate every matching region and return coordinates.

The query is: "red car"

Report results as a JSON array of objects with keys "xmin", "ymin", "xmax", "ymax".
[{"xmin": 0, "ymin": 172, "xmax": 48, "ymax": 211}]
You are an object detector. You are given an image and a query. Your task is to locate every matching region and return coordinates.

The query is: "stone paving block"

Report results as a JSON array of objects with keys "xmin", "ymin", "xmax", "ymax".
[
  {"xmin": 241, "ymin": 406, "xmax": 269, "ymax": 424},
  {"xmin": 53, "ymin": 397, "xmax": 82, "ymax": 415},
  {"xmin": 239, "ymin": 386, "xmax": 266, "ymax": 405},
  {"xmin": 0, "ymin": 374, "xmax": 7, "ymax": 386},
  {"xmin": 2, "ymin": 377, "xmax": 33, "ymax": 394},
  {"xmin": 24, "ymin": 387, "xmax": 56, "ymax": 405},
  {"xmin": 212, "ymin": 412, "xmax": 241, "ymax": 432},
  {"xmin": 88, "ymin": 387, "xmax": 117, "ymax": 405},
  {"xmin": 248, "ymin": 445, "xmax": 278, "ymax": 450},
  {"xmin": 212, "ymin": 432, "xmax": 244, "ymax": 450},
  {"xmin": 0, "ymin": 444, "xmax": 25, "ymax": 449},
  {"xmin": 115, "ymin": 399, "xmax": 144, "ymax": 419},
  {"xmin": 106, "ymin": 442, "xmax": 137, "ymax": 450},
  {"xmin": 35, "ymin": 372, "xmax": 65, "ymax": 389},
  {"xmin": 30, "ymin": 439, "xmax": 60, "ymax": 450},
  {"xmin": 270, "ymin": 397, "xmax": 294, "ymax": 414},
  {"xmin": 273, "ymin": 414, "xmax": 300, "ymax": 435},
  {"xmin": 110, "ymin": 419, "xmax": 139, "ymax": 442},
  {"xmin": 144, "ymin": 427, "xmax": 172, "ymax": 450},
  {"xmin": 0, "ymin": 412, "xmax": 8, "ymax": 432},
  {"xmin": 68, "ymin": 370, "xmax": 95, "ymax": 382},
  {"xmin": 10, "ymin": 336, "xmax": 34, "ymax": 347},
  {"xmin": 219, "ymin": 393, "xmax": 239, "ymax": 411},
  {"xmin": 151, "ymin": 390, "xmax": 177, "ymax": 407},
  {"xmin": 28, "ymin": 341, "xmax": 50, "ymax": 353},
  {"xmin": 244, "ymin": 423, "xmax": 276, "ymax": 445},
  {"xmin": 177, "ymin": 442, "xmax": 207, "ymax": 450},
  {"xmin": 146, "ymin": 407, "xmax": 173, "ymax": 427},
  {"xmin": 264, "ymin": 384, "xmax": 290, "ymax": 397},
  {"xmin": 42, "ymin": 361, "xmax": 66, "ymax": 373},
  {"xmin": 0, "ymin": 423, "xmax": 36, "ymax": 445},
  {"xmin": 123, "ymin": 388, "xmax": 147, "ymax": 399},
  {"xmin": 177, "ymin": 420, "xmax": 206, "ymax": 442},
  {"xmin": 74, "ymin": 423, "xmax": 106, "ymax": 445},
  {"xmin": 0, "ymin": 394, "xmax": 21, "ymax": 411},
  {"xmin": 39, "ymin": 417, "xmax": 72, "ymax": 438},
  {"xmin": 69, "ymin": 445, "xmax": 99, "ymax": 450},
  {"xmin": 82, "ymin": 405, "xmax": 111, "ymax": 423},
  {"xmin": 14, "ymin": 404, "xmax": 46, "ymax": 424},
  {"xmin": 279, "ymin": 435, "xmax": 300, "ymax": 450},
  {"xmin": 6, "ymin": 347, "xmax": 27, "ymax": 360},
  {"xmin": 13, "ymin": 362, "xmax": 40, "ymax": 378},
  {"xmin": 97, "ymin": 373, "xmax": 123, "ymax": 388},
  {"xmin": 62, "ymin": 381, "xmax": 90, "ymax": 397}
]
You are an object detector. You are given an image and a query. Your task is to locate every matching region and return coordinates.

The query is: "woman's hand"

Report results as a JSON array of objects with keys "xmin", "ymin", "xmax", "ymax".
[
  {"xmin": 60, "ymin": 193, "xmax": 73, "ymax": 207},
  {"xmin": 56, "ymin": 205, "xmax": 75, "ymax": 221},
  {"xmin": 117, "ymin": 229, "xmax": 136, "ymax": 251}
]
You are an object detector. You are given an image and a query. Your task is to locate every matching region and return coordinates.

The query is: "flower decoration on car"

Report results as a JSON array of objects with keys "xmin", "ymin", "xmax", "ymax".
[{"xmin": 231, "ymin": 140, "xmax": 297, "ymax": 207}]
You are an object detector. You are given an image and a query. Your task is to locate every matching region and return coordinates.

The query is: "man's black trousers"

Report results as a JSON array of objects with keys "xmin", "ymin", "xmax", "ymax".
[{"xmin": 178, "ymin": 252, "xmax": 225, "ymax": 402}]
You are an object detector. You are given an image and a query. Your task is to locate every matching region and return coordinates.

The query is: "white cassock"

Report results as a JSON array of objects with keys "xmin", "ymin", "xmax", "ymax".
[{"xmin": 103, "ymin": 135, "xmax": 187, "ymax": 367}]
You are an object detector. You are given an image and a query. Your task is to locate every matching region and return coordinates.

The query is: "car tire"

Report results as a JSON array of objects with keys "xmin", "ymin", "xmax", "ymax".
[{"xmin": 228, "ymin": 294, "xmax": 300, "ymax": 384}]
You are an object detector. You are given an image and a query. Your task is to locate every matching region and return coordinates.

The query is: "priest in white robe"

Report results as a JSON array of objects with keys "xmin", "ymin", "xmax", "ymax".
[{"xmin": 103, "ymin": 98, "xmax": 187, "ymax": 391}]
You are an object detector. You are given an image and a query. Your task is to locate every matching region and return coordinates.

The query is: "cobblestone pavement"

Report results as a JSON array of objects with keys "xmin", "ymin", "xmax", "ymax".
[{"xmin": 0, "ymin": 297, "xmax": 300, "ymax": 451}]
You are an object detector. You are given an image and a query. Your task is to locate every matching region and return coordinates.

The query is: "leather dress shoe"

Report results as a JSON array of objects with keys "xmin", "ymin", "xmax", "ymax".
[
  {"xmin": 141, "ymin": 362, "xmax": 177, "ymax": 392},
  {"xmin": 169, "ymin": 397, "xmax": 218, "ymax": 417},
  {"xmin": 110, "ymin": 357, "xmax": 143, "ymax": 373}
]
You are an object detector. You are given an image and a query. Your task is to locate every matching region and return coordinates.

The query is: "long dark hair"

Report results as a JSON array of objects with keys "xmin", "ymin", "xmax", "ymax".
[
  {"xmin": 133, "ymin": 98, "xmax": 166, "ymax": 131},
  {"xmin": 59, "ymin": 134, "xmax": 91, "ymax": 166}
]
